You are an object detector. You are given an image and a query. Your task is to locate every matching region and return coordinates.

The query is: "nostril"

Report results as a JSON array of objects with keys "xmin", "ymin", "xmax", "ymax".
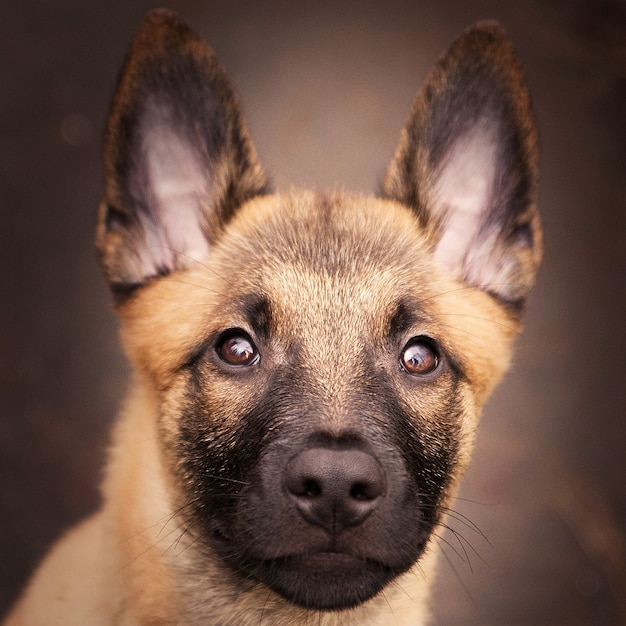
[
  {"xmin": 350, "ymin": 482, "xmax": 375, "ymax": 501},
  {"xmin": 285, "ymin": 473, "xmax": 323, "ymax": 498},
  {"xmin": 303, "ymin": 478, "xmax": 321, "ymax": 498}
]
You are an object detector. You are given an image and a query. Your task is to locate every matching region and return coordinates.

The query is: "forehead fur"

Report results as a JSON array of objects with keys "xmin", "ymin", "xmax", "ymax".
[{"xmin": 215, "ymin": 191, "xmax": 435, "ymax": 312}]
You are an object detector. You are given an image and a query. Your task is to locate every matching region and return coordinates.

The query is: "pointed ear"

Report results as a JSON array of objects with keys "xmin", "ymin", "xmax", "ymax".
[
  {"xmin": 382, "ymin": 21, "xmax": 542, "ymax": 312},
  {"xmin": 96, "ymin": 9, "xmax": 270, "ymax": 296}
]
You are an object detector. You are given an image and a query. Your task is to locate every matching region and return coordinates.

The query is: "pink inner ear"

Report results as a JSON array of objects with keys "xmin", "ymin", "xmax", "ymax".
[
  {"xmin": 136, "ymin": 121, "xmax": 211, "ymax": 276},
  {"xmin": 432, "ymin": 120, "xmax": 498, "ymax": 275}
]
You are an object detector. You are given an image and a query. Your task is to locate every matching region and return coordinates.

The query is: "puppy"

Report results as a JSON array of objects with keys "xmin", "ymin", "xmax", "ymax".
[{"xmin": 5, "ymin": 10, "xmax": 541, "ymax": 625}]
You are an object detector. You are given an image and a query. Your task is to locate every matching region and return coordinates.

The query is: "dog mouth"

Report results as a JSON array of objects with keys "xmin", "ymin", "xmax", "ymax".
[
  {"xmin": 256, "ymin": 551, "xmax": 400, "ymax": 610},
  {"xmin": 207, "ymin": 513, "xmax": 432, "ymax": 611}
]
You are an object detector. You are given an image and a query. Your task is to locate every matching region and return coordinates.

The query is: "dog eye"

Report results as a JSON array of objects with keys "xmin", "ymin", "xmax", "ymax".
[
  {"xmin": 216, "ymin": 331, "xmax": 259, "ymax": 367},
  {"xmin": 400, "ymin": 338, "xmax": 439, "ymax": 375}
]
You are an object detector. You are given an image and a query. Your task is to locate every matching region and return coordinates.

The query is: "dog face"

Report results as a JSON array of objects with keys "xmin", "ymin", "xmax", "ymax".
[{"xmin": 97, "ymin": 10, "xmax": 541, "ymax": 612}]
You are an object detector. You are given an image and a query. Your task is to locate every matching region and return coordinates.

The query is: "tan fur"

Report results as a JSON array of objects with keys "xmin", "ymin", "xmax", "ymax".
[{"xmin": 5, "ymin": 11, "xmax": 541, "ymax": 626}]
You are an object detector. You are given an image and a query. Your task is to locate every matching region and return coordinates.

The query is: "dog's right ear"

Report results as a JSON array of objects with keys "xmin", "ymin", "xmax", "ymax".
[{"xmin": 96, "ymin": 9, "xmax": 270, "ymax": 297}]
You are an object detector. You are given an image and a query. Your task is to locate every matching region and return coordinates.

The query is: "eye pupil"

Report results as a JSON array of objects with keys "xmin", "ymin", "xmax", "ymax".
[
  {"xmin": 217, "ymin": 333, "xmax": 258, "ymax": 367},
  {"xmin": 400, "ymin": 339, "xmax": 439, "ymax": 375}
]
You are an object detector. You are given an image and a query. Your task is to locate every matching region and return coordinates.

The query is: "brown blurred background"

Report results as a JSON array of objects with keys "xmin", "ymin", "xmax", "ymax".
[{"xmin": 1, "ymin": 0, "xmax": 625, "ymax": 623}]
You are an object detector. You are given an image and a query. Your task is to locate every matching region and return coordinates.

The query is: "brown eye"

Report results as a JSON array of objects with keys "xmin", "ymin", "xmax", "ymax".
[
  {"xmin": 400, "ymin": 338, "xmax": 439, "ymax": 375},
  {"xmin": 216, "ymin": 331, "xmax": 259, "ymax": 367}
]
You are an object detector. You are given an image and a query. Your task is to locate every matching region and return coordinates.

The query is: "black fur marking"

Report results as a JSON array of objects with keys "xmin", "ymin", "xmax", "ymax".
[
  {"xmin": 177, "ymin": 330, "xmax": 462, "ymax": 610},
  {"xmin": 386, "ymin": 297, "xmax": 425, "ymax": 338},
  {"xmin": 239, "ymin": 293, "xmax": 273, "ymax": 342},
  {"xmin": 108, "ymin": 264, "xmax": 172, "ymax": 306},
  {"xmin": 109, "ymin": 281, "xmax": 145, "ymax": 305}
]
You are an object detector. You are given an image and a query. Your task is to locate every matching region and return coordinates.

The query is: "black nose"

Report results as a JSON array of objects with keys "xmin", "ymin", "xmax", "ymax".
[{"xmin": 284, "ymin": 448, "xmax": 386, "ymax": 534}]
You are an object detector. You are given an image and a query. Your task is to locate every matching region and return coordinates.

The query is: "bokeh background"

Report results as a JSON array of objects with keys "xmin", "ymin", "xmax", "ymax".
[{"xmin": 1, "ymin": 1, "xmax": 624, "ymax": 623}]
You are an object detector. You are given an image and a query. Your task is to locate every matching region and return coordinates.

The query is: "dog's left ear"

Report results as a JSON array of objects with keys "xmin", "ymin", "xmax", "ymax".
[
  {"xmin": 382, "ymin": 21, "xmax": 542, "ymax": 312},
  {"xmin": 96, "ymin": 9, "xmax": 270, "ymax": 296}
]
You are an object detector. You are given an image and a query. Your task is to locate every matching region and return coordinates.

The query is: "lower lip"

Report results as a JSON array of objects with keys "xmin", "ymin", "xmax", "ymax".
[
  {"xmin": 302, "ymin": 552, "xmax": 360, "ymax": 565},
  {"xmin": 271, "ymin": 551, "xmax": 371, "ymax": 573}
]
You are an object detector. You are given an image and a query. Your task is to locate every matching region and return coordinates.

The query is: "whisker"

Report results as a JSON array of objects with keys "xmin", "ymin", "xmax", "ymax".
[
  {"xmin": 435, "ymin": 540, "xmax": 478, "ymax": 608},
  {"xmin": 421, "ymin": 284, "xmax": 484, "ymax": 303},
  {"xmin": 422, "ymin": 282, "xmax": 532, "ymax": 304},
  {"xmin": 440, "ymin": 525, "xmax": 476, "ymax": 573},
  {"xmin": 432, "ymin": 319, "xmax": 509, "ymax": 347},
  {"xmin": 163, "ymin": 278, "xmax": 222, "ymax": 294},
  {"xmin": 436, "ymin": 312, "xmax": 518, "ymax": 333},
  {"xmin": 258, "ymin": 588, "xmax": 273, "ymax": 626},
  {"xmin": 432, "ymin": 530, "xmax": 470, "ymax": 566},
  {"xmin": 440, "ymin": 507, "xmax": 492, "ymax": 545},
  {"xmin": 117, "ymin": 519, "xmax": 188, "ymax": 572},
  {"xmin": 147, "ymin": 245, "xmax": 237, "ymax": 287},
  {"xmin": 379, "ymin": 587, "xmax": 396, "ymax": 619},
  {"xmin": 449, "ymin": 495, "xmax": 495, "ymax": 506}
]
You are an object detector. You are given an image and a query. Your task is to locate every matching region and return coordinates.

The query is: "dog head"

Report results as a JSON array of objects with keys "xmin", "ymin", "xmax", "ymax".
[{"xmin": 97, "ymin": 10, "xmax": 541, "ymax": 612}]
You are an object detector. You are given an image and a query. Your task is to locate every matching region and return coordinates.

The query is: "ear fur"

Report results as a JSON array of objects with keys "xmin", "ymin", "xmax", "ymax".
[
  {"xmin": 382, "ymin": 21, "xmax": 542, "ymax": 311},
  {"xmin": 96, "ymin": 9, "xmax": 270, "ymax": 295}
]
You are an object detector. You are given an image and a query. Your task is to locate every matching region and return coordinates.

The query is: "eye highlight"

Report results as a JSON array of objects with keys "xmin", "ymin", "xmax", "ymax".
[
  {"xmin": 400, "ymin": 338, "xmax": 439, "ymax": 375},
  {"xmin": 216, "ymin": 331, "xmax": 259, "ymax": 367}
]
